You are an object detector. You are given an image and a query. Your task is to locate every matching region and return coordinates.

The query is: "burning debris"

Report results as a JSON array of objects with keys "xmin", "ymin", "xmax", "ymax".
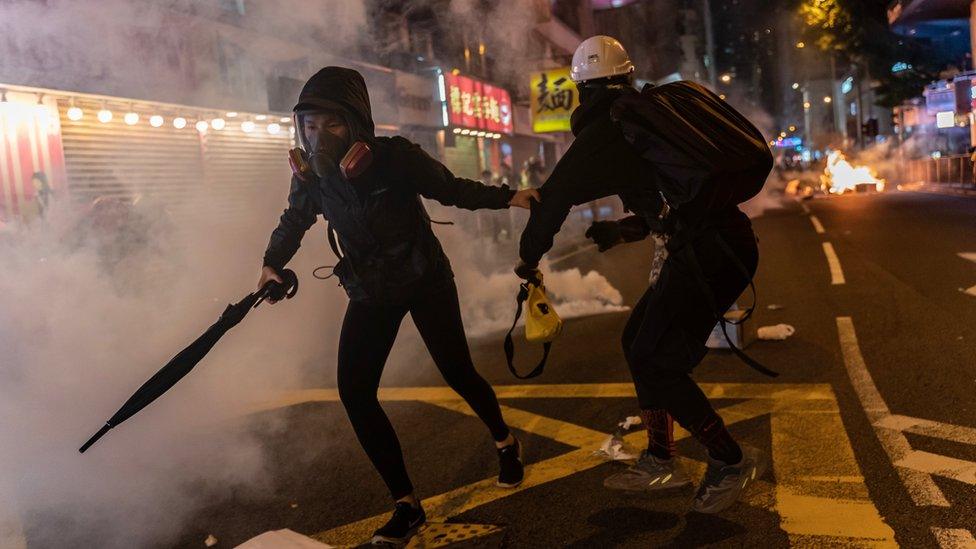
[{"xmin": 821, "ymin": 151, "xmax": 887, "ymax": 195}]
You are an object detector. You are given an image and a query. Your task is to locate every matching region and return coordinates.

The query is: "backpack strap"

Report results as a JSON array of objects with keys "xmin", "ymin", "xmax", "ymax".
[
  {"xmin": 503, "ymin": 283, "xmax": 551, "ymax": 379},
  {"xmin": 681, "ymin": 232, "xmax": 778, "ymax": 377}
]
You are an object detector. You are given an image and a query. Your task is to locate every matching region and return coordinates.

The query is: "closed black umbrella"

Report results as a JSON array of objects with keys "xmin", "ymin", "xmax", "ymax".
[{"xmin": 79, "ymin": 269, "xmax": 298, "ymax": 453}]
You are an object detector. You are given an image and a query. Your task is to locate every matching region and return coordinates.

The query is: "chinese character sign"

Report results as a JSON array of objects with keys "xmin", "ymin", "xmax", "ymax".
[
  {"xmin": 530, "ymin": 67, "xmax": 580, "ymax": 133},
  {"xmin": 444, "ymin": 73, "xmax": 513, "ymax": 134}
]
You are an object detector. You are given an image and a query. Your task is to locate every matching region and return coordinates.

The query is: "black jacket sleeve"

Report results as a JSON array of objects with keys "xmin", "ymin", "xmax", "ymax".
[
  {"xmin": 401, "ymin": 142, "xmax": 515, "ymax": 210},
  {"xmin": 262, "ymin": 175, "xmax": 318, "ymax": 271},
  {"xmin": 519, "ymin": 115, "xmax": 650, "ymax": 266}
]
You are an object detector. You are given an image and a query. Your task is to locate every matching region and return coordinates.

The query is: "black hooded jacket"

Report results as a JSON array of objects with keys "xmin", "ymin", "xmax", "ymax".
[
  {"xmin": 518, "ymin": 85, "xmax": 751, "ymax": 267},
  {"xmin": 263, "ymin": 67, "xmax": 515, "ymax": 303}
]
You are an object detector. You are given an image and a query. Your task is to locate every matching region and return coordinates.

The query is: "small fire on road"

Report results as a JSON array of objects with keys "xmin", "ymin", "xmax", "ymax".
[{"xmin": 822, "ymin": 151, "xmax": 886, "ymax": 194}]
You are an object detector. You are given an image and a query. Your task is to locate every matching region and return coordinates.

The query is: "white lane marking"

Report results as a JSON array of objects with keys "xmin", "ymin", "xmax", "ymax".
[
  {"xmin": 549, "ymin": 243, "xmax": 597, "ymax": 265},
  {"xmin": 836, "ymin": 317, "xmax": 949, "ymax": 506},
  {"xmin": 958, "ymin": 253, "xmax": 976, "ymax": 297},
  {"xmin": 874, "ymin": 414, "xmax": 976, "ymax": 446},
  {"xmin": 810, "ymin": 215, "xmax": 826, "ymax": 234},
  {"xmin": 931, "ymin": 527, "xmax": 976, "ymax": 549},
  {"xmin": 822, "ymin": 242, "xmax": 846, "ymax": 285},
  {"xmin": 897, "ymin": 450, "xmax": 976, "ymax": 486},
  {"xmin": 801, "ymin": 202, "xmax": 810, "ymax": 214}
]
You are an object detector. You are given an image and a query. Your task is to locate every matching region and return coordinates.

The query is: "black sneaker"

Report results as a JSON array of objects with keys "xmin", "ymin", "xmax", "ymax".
[
  {"xmin": 497, "ymin": 437, "xmax": 524, "ymax": 488},
  {"xmin": 370, "ymin": 501, "xmax": 426, "ymax": 546}
]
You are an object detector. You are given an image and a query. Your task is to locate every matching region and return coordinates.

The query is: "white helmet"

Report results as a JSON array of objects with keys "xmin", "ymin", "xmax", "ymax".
[{"xmin": 571, "ymin": 35, "xmax": 635, "ymax": 84}]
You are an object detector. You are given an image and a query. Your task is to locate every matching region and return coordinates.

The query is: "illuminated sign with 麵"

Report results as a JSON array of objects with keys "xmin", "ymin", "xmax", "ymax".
[{"xmin": 530, "ymin": 67, "xmax": 580, "ymax": 133}]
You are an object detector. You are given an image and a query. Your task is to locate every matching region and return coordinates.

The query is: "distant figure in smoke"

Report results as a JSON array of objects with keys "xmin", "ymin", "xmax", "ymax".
[
  {"xmin": 519, "ymin": 156, "xmax": 544, "ymax": 190},
  {"xmin": 515, "ymin": 36, "xmax": 772, "ymax": 514},
  {"xmin": 31, "ymin": 172, "xmax": 52, "ymax": 217},
  {"xmin": 259, "ymin": 67, "xmax": 539, "ymax": 546}
]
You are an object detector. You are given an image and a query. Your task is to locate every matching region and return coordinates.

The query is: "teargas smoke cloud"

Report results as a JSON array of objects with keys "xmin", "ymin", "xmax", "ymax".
[
  {"xmin": 0, "ymin": 186, "xmax": 347, "ymax": 548},
  {"xmin": 0, "ymin": 0, "xmax": 368, "ymax": 110},
  {"xmin": 0, "ymin": 184, "xmax": 629, "ymax": 548}
]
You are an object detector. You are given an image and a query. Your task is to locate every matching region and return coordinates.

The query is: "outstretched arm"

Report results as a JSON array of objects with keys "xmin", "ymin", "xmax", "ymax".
[
  {"xmin": 518, "ymin": 116, "xmax": 642, "ymax": 267},
  {"xmin": 402, "ymin": 142, "xmax": 524, "ymax": 210}
]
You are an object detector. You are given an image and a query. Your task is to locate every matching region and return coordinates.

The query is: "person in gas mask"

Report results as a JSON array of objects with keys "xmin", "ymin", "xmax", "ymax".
[
  {"xmin": 515, "ymin": 37, "xmax": 772, "ymax": 514},
  {"xmin": 259, "ymin": 67, "xmax": 540, "ymax": 545}
]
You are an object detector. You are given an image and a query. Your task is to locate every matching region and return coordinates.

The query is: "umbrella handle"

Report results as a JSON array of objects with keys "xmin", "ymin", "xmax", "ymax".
[{"xmin": 254, "ymin": 268, "xmax": 298, "ymax": 308}]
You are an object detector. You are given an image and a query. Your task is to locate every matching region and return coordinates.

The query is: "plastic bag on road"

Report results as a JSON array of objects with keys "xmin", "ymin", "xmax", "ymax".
[
  {"xmin": 757, "ymin": 324, "xmax": 795, "ymax": 340},
  {"xmin": 594, "ymin": 416, "xmax": 642, "ymax": 462}
]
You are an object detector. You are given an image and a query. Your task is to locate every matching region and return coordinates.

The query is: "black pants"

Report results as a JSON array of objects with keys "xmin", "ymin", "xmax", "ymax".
[
  {"xmin": 337, "ymin": 279, "xmax": 510, "ymax": 500},
  {"xmin": 621, "ymin": 223, "xmax": 759, "ymax": 431}
]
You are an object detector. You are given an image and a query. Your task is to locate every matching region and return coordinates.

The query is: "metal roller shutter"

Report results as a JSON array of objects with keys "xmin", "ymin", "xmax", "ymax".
[
  {"xmin": 57, "ymin": 98, "xmax": 293, "ymax": 226},
  {"xmin": 200, "ymin": 119, "xmax": 293, "ymax": 223}
]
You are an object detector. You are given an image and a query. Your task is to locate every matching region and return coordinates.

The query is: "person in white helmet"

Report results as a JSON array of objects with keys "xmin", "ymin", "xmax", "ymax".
[{"xmin": 514, "ymin": 36, "xmax": 770, "ymax": 514}]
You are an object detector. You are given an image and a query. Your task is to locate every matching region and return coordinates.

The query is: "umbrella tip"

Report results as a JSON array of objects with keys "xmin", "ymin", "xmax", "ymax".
[{"xmin": 79, "ymin": 423, "xmax": 112, "ymax": 454}]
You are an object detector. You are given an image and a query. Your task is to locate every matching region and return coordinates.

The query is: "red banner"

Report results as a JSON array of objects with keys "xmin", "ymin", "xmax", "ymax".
[
  {"xmin": 444, "ymin": 74, "xmax": 513, "ymax": 134},
  {"xmin": 0, "ymin": 97, "xmax": 66, "ymax": 223}
]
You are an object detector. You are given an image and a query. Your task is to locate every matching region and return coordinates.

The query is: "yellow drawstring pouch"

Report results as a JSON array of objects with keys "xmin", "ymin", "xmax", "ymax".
[{"xmin": 504, "ymin": 272, "xmax": 562, "ymax": 379}]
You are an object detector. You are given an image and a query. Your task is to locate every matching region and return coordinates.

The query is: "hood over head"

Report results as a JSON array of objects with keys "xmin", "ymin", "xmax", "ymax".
[{"xmin": 294, "ymin": 66, "xmax": 375, "ymax": 141}]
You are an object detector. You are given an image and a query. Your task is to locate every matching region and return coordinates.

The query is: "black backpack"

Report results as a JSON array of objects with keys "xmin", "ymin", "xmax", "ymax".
[
  {"xmin": 613, "ymin": 81, "xmax": 778, "ymax": 378},
  {"xmin": 611, "ymin": 81, "xmax": 773, "ymax": 211}
]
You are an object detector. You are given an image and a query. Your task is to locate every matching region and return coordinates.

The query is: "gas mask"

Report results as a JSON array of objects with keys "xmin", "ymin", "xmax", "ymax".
[
  {"xmin": 292, "ymin": 111, "xmax": 373, "ymax": 181},
  {"xmin": 304, "ymin": 123, "xmax": 349, "ymax": 178}
]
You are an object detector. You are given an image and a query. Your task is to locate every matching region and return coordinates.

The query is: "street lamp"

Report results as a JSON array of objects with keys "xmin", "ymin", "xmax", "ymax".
[
  {"xmin": 796, "ymin": 41, "xmax": 805, "ymax": 49},
  {"xmin": 823, "ymin": 96, "xmax": 832, "ymax": 104},
  {"xmin": 720, "ymin": 73, "xmax": 732, "ymax": 84},
  {"xmin": 792, "ymin": 82, "xmax": 800, "ymax": 90}
]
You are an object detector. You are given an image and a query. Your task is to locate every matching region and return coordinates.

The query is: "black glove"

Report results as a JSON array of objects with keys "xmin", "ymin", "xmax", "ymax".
[
  {"xmin": 514, "ymin": 262, "xmax": 541, "ymax": 284},
  {"xmin": 585, "ymin": 220, "xmax": 623, "ymax": 252}
]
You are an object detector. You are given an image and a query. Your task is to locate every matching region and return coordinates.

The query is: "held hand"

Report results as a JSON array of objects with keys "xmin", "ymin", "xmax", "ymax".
[
  {"xmin": 514, "ymin": 261, "xmax": 541, "ymax": 283},
  {"xmin": 508, "ymin": 189, "xmax": 541, "ymax": 210},
  {"xmin": 257, "ymin": 266, "xmax": 284, "ymax": 303},
  {"xmin": 585, "ymin": 220, "xmax": 623, "ymax": 252}
]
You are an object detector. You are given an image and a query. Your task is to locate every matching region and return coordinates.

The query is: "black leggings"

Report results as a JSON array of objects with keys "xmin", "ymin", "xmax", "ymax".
[
  {"xmin": 621, "ymin": 224, "xmax": 759, "ymax": 430},
  {"xmin": 336, "ymin": 279, "xmax": 510, "ymax": 500}
]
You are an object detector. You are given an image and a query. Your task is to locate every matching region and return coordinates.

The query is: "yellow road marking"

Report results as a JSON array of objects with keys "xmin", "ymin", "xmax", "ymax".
[
  {"xmin": 837, "ymin": 317, "xmax": 949, "ymax": 507},
  {"xmin": 429, "ymin": 400, "xmax": 607, "ymax": 448},
  {"xmin": 251, "ymin": 382, "xmax": 837, "ymax": 414},
  {"xmin": 823, "ymin": 242, "xmax": 846, "ymax": 285},
  {"xmin": 312, "ymin": 398, "xmax": 772, "ymax": 546},
  {"xmin": 288, "ymin": 379, "xmax": 894, "ymax": 547},
  {"xmin": 931, "ymin": 527, "xmax": 976, "ymax": 549},
  {"xmin": 771, "ymin": 395, "xmax": 896, "ymax": 544}
]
